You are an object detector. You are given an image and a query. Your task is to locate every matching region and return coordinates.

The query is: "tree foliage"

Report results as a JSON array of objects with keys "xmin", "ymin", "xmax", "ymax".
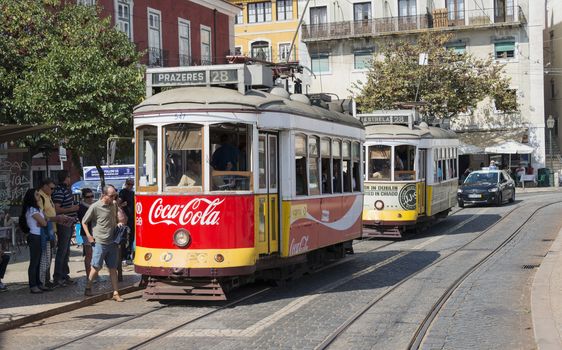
[
  {"xmin": 352, "ymin": 33, "xmax": 518, "ymax": 123},
  {"xmin": 0, "ymin": 0, "xmax": 144, "ymax": 182}
]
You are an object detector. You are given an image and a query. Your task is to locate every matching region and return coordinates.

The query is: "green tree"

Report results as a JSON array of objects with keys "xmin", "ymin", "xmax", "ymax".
[
  {"xmin": 0, "ymin": 0, "xmax": 144, "ymax": 185},
  {"xmin": 352, "ymin": 33, "xmax": 518, "ymax": 123}
]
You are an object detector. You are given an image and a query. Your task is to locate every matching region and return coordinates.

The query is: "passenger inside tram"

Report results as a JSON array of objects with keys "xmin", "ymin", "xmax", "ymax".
[
  {"xmin": 177, "ymin": 157, "xmax": 202, "ymax": 187},
  {"xmin": 211, "ymin": 133, "xmax": 240, "ymax": 171}
]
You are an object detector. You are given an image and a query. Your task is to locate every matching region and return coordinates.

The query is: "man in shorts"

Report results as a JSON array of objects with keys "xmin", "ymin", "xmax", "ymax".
[{"xmin": 82, "ymin": 185, "xmax": 124, "ymax": 302}]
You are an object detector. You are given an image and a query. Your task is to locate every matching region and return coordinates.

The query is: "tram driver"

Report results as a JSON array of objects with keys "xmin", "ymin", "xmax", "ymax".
[{"xmin": 211, "ymin": 134, "xmax": 240, "ymax": 171}]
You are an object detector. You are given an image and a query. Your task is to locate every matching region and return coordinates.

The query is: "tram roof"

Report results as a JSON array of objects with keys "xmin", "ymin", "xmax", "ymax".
[
  {"xmin": 365, "ymin": 124, "xmax": 457, "ymax": 139},
  {"xmin": 133, "ymin": 87, "xmax": 363, "ymax": 128}
]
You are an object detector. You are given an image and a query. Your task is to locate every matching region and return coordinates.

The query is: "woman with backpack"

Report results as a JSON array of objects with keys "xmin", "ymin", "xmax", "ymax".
[{"xmin": 20, "ymin": 189, "xmax": 50, "ymax": 293}]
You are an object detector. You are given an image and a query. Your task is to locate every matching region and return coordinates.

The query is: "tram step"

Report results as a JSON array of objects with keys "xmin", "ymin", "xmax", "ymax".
[
  {"xmin": 144, "ymin": 279, "xmax": 227, "ymax": 301},
  {"xmin": 362, "ymin": 226, "xmax": 403, "ymax": 238}
]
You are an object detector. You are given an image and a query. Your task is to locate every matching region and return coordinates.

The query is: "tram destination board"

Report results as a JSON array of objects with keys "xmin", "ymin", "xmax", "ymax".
[
  {"xmin": 361, "ymin": 115, "xmax": 409, "ymax": 125},
  {"xmin": 152, "ymin": 69, "xmax": 238, "ymax": 86}
]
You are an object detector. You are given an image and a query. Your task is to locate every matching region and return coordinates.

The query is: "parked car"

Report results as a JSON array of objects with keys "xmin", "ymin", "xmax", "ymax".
[{"xmin": 457, "ymin": 169, "xmax": 516, "ymax": 207}]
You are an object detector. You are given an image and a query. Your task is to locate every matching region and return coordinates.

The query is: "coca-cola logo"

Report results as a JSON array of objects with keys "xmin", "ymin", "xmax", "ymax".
[
  {"xmin": 290, "ymin": 235, "xmax": 310, "ymax": 255},
  {"xmin": 148, "ymin": 198, "xmax": 225, "ymax": 226}
]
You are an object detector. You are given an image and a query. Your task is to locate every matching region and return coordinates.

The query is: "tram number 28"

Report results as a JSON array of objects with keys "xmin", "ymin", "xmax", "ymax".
[{"xmin": 210, "ymin": 70, "xmax": 237, "ymax": 83}]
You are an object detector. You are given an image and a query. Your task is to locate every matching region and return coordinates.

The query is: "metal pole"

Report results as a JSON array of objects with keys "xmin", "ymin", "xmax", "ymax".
[{"xmin": 550, "ymin": 128, "xmax": 553, "ymax": 171}]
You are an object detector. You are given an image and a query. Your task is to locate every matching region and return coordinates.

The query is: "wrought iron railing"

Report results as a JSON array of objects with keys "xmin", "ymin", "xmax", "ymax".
[
  {"xmin": 146, "ymin": 47, "xmax": 169, "ymax": 67},
  {"xmin": 302, "ymin": 6, "xmax": 523, "ymax": 41}
]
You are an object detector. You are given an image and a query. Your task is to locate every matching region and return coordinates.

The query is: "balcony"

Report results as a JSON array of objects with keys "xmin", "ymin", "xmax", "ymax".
[
  {"xmin": 302, "ymin": 6, "xmax": 525, "ymax": 42},
  {"xmin": 143, "ymin": 47, "xmax": 169, "ymax": 67}
]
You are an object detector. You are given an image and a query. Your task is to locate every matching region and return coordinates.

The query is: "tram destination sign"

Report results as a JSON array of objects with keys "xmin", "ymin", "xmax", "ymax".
[
  {"xmin": 360, "ymin": 115, "xmax": 409, "ymax": 125},
  {"xmin": 152, "ymin": 69, "xmax": 239, "ymax": 86}
]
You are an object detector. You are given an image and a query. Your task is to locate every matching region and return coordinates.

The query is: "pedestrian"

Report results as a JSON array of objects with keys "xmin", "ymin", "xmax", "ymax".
[
  {"xmin": 489, "ymin": 160, "xmax": 498, "ymax": 170},
  {"xmin": 0, "ymin": 244, "xmax": 9, "ymax": 292},
  {"xmin": 118, "ymin": 178, "xmax": 135, "ymax": 262},
  {"xmin": 37, "ymin": 178, "xmax": 57, "ymax": 288},
  {"xmin": 52, "ymin": 170, "xmax": 79, "ymax": 287},
  {"xmin": 114, "ymin": 206, "xmax": 131, "ymax": 282},
  {"xmin": 77, "ymin": 188, "xmax": 95, "ymax": 279},
  {"xmin": 20, "ymin": 189, "xmax": 48, "ymax": 293},
  {"xmin": 82, "ymin": 185, "xmax": 124, "ymax": 302}
]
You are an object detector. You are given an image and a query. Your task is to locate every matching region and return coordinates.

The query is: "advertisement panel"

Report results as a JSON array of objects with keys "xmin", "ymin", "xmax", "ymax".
[
  {"xmin": 135, "ymin": 195, "xmax": 254, "ymax": 250},
  {"xmin": 364, "ymin": 182, "xmax": 417, "ymax": 211},
  {"xmin": 83, "ymin": 165, "xmax": 134, "ymax": 181}
]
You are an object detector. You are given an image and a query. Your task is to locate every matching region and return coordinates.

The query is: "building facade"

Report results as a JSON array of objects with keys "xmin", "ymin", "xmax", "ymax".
[
  {"xmin": 298, "ymin": 0, "xmax": 546, "ymax": 168},
  {"xmin": 86, "ymin": 0, "xmax": 239, "ymax": 66},
  {"xmin": 229, "ymin": 0, "xmax": 300, "ymax": 62},
  {"xmin": 545, "ymin": 0, "xmax": 562, "ymax": 164}
]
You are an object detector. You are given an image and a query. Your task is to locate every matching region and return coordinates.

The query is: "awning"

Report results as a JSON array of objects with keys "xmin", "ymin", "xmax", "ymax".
[
  {"xmin": 458, "ymin": 142, "xmax": 484, "ymax": 155},
  {"xmin": 485, "ymin": 141, "xmax": 534, "ymax": 154},
  {"xmin": 0, "ymin": 124, "xmax": 55, "ymax": 143},
  {"xmin": 456, "ymin": 129, "xmax": 529, "ymax": 154}
]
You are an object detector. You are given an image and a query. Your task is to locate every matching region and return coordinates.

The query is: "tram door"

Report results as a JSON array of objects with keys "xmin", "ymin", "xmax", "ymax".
[
  {"xmin": 418, "ymin": 149, "xmax": 427, "ymax": 215},
  {"xmin": 255, "ymin": 133, "xmax": 279, "ymax": 255}
]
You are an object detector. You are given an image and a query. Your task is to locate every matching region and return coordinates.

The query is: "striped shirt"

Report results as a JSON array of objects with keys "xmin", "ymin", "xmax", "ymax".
[{"xmin": 52, "ymin": 183, "xmax": 77, "ymax": 218}]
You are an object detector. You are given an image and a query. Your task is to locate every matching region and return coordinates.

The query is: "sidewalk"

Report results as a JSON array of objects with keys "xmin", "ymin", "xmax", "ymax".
[
  {"xmin": 0, "ymin": 244, "xmax": 140, "ymax": 331},
  {"xmin": 532, "ymin": 224, "xmax": 562, "ymax": 350}
]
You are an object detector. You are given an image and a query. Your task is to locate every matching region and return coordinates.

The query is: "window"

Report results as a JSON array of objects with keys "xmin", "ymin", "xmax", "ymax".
[
  {"xmin": 235, "ymin": 6, "xmax": 243, "ymax": 24},
  {"xmin": 279, "ymin": 43, "xmax": 291, "ymax": 62},
  {"xmin": 332, "ymin": 140, "xmax": 342, "ymax": 192},
  {"xmin": 309, "ymin": 136, "xmax": 320, "ymax": 195},
  {"xmin": 447, "ymin": 0, "xmax": 464, "ymax": 20},
  {"xmin": 352, "ymin": 142, "xmax": 361, "ymax": 191},
  {"xmin": 251, "ymin": 41, "xmax": 271, "ymax": 61},
  {"xmin": 259, "ymin": 136, "xmax": 266, "ymax": 189},
  {"xmin": 201, "ymin": 26, "xmax": 212, "ymax": 65},
  {"xmin": 495, "ymin": 41, "xmax": 515, "ymax": 59},
  {"xmin": 277, "ymin": 0, "xmax": 293, "ymax": 20},
  {"xmin": 353, "ymin": 2, "xmax": 371, "ymax": 21},
  {"xmin": 295, "ymin": 134, "xmax": 308, "ymax": 195},
  {"xmin": 147, "ymin": 9, "xmax": 162, "ymax": 66},
  {"xmin": 394, "ymin": 145, "xmax": 416, "ymax": 181},
  {"xmin": 446, "ymin": 43, "xmax": 466, "ymax": 54},
  {"xmin": 368, "ymin": 145, "xmax": 391, "ymax": 181},
  {"xmin": 321, "ymin": 138, "xmax": 332, "ymax": 194},
  {"xmin": 116, "ymin": 0, "xmax": 132, "ymax": 39},
  {"xmin": 178, "ymin": 19, "xmax": 191, "ymax": 66},
  {"xmin": 210, "ymin": 123, "xmax": 251, "ymax": 191},
  {"xmin": 248, "ymin": 2, "xmax": 272, "ymax": 23},
  {"xmin": 311, "ymin": 53, "xmax": 329, "ymax": 74},
  {"xmin": 398, "ymin": 0, "xmax": 416, "ymax": 16},
  {"xmin": 354, "ymin": 50, "xmax": 372, "ymax": 70},
  {"xmin": 310, "ymin": 6, "xmax": 327, "ymax": 24},
  {"xmin": 77, "ymin": 0, "xmax": 95, "ymax": 5},
  {"xmin": 164, "ymin": 124, "xmax": 203, "ymax": 191},
  {"xmin": 136, "ymin": 126, "xmax": 158, "ymax": 188},
  {"xmin": 343, "ymin": 141, "xmax": 352, "ymax": 192},
  {"xmin": 269, "ymin": 135, "xmax": 278, "ymax": 190}
]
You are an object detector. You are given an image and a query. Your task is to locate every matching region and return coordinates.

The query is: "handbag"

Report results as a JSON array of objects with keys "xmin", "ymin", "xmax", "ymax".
[{"xmin": 113, "ymin": 225, "xmax": 129, "ymax": 245}]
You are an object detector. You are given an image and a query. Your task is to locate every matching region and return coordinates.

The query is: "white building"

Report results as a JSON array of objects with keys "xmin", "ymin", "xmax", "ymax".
[{"xmin": 298, "ymin": 0, "xmax": 547, "ymax": 168}]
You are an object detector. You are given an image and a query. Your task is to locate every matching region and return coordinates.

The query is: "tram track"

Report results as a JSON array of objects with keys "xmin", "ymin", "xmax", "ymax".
[{"xmin": 313, "ymin": 199, "xmax": 561, "ymax": 350}]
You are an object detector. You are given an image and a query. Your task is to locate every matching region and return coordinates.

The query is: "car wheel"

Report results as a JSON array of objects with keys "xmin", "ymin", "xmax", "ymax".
[
  {"xmin": 496, "ymin": 193, "xmax": 503, "ymax": 206},
  {"xmin": 458, "ymin": 200, "xmax": 465, "ymax": 208},
  {"xmin": 509, "ymin": 190, "xmax": 515, "ymax": 203}
]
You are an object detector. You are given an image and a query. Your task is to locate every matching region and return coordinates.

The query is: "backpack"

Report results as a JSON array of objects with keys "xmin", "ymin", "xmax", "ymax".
[{"xmin": 19, "ymin": 210, "xmax": 30, "ymax": 234}]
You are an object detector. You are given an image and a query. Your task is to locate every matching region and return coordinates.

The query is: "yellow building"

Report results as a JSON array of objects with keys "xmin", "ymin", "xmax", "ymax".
[{"xmin": 230, "ymin": 0, "xmax": 299, "ymax": 63}]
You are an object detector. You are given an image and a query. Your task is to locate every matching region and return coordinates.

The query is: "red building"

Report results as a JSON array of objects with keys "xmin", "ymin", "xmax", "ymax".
[{"xmin": 90, "ymin": 0, "xmax": 239, "ymax": 67}]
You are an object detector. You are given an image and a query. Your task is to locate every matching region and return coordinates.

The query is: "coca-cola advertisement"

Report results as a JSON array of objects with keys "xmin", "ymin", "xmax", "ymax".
[{"xmin": 136, "ymin": 195, "xmax": 255, "ymax": 249}]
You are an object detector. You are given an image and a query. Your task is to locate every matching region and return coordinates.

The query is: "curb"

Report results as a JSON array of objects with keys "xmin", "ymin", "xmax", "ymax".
[
  {"xmin": 532, "ymin": 226, "xmax": 562, "ymax": 350},
  {"xmin": 0, "ymin": 283, "xmax": 142, "ymax": 332}
]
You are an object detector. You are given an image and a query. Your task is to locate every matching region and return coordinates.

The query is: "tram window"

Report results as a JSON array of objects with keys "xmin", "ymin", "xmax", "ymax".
[
  {"xmin": 136, "ymin": 126, "xmax": 158, "ymax": 188},
  {"xmin": 295, "ymin": 134, "xmax": 308, "ymax": 195},
  {"xmin": 164, "ymin": 124, "xmax": 202, "ymax": 191},
  {"xmin": 269, "ymin": 135, "xmax": 278, "ymax": 190},
  {"xmin": 332, "ymin": 140, "xmax": 342, "ymax": 193},
  {"xmin": 394, "ymin": 145, "xmax": 416, "ymax": 181},
  {"xmin": 258, "ymin": 136, "xmax": 266, "ymax": 189},
  {"xmin": 343, "ymin": 141, "xmax": 352, "ymax": 192},
  {"xmin": 210, "ymin": 123, "xmax": 251, "ymax": 191},
  {"xmin": 352, "ymin": 142, "xmax": 361, "ymax": 191},
  {"xmin": 321, "ymin": 138, "xmax": 332, "ymax": 194},
  {"xmin": 368, "ymin": 145, "xmax": 391, "ymax": 181},
  {"xmin": 308, "ymin": 136, "xmax": 320, "ymax": 195}
]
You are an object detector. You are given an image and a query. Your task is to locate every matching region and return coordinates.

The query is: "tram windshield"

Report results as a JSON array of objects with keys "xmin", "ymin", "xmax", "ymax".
[
  {"xmin": 209, "ymin": 123, "xmax": 251, "ymax": 191},
  {"xmin": 367, "ymin": 144, "xmax": 416, "ymax": 182},
  {"xmin": 164, "ymin": 123, "xmax": 203, "ymax": 191}
]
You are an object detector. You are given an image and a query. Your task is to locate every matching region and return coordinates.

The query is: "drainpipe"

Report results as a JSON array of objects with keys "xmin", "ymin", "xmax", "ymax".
[{"xmin": 213, "ymin": 9, "xmax": 217, "ymax": 64}]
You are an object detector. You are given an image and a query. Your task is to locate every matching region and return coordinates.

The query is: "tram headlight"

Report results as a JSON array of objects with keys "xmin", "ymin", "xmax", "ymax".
[
  {"xmin": 173, "ymin": 228, "xmax": 191, "ymax": 248},
  {"xmin": 374, "ymin": 200, "xmax": 385, "ymax": 210},
  {"xmin": 488, "ymin": 187, "xmax": 499, "ymax": 192}
]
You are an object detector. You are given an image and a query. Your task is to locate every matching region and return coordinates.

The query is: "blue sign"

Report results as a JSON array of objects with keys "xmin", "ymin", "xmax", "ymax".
[{"xmin": 83, "ymin": 165, "xmax": 134, "ymax": 181}]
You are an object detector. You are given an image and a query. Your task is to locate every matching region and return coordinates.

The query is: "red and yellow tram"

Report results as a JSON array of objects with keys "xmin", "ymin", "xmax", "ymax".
[{"xmin": 133, "ymin": 65, "xmax": 365, "ymax": 300}]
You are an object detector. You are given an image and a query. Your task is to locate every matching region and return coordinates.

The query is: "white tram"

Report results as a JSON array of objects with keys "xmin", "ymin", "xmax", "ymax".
[
  {"xmin": 133, "ymin": 64, "xmax": 365, "ymax": 299},
  {"xmin": 359, "ymin": 111, "xmax": 459, "ymax": 237}
]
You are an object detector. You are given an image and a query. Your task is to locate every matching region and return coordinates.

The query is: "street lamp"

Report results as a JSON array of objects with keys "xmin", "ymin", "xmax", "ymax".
[{"xmin": 547, "ymin": 115, "xmax": 555, "ymax": 173}]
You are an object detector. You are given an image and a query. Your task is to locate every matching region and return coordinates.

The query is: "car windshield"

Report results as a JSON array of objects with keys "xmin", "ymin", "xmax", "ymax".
[{"xmin": 464, "ymin": 172, "xmax": 498, "ymax": 184}]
